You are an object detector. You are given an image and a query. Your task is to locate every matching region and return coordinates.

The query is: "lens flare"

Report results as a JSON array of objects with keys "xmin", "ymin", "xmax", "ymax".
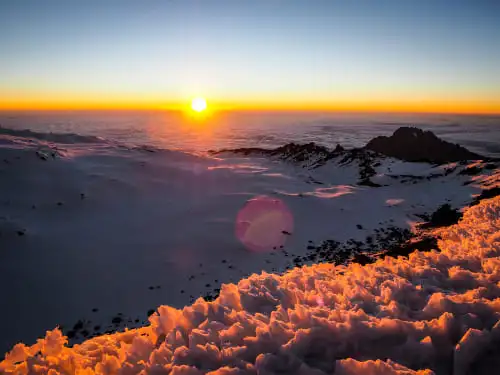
[{"xmin": 235, "ymin": 196, "xmax": 294, "ymax": 252}]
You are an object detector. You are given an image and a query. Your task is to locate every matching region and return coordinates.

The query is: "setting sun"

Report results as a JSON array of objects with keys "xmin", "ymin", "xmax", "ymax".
[{"xmin": 191, "ymin": 97, "xmax": 207, "ymax": 112}]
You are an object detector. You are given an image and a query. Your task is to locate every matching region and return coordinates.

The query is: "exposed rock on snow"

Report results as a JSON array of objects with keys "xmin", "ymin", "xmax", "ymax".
[
  {"xmin": 2, "ymin": 196, "xmax": 500, "ymax": 375},
  {"xmin": 214, "ymin": 142, "xmax": 331, "ymax": 165},
  {"xmin": 214, "ymin": 127, "xmax": 486, "ymax": 166},
  {"xmin": 472, "ymin": 187, "xmax": 500, "ymax": 206},
  {"xmin": 365, "ymin": 127, "xmax": 484, "ymax": 163},
  {"xmin": 420, "ymin": 204, "xmax": 463, "ymax": 229},
  {"xmin": 213, "ymin": 127, "xmax": 490, "ymax": 187}
]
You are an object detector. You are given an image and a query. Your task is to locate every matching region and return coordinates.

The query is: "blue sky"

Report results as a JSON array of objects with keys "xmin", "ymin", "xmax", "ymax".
[{"xmin": 1, "ymin": 0, "xmax": 499, "ymax": 111}]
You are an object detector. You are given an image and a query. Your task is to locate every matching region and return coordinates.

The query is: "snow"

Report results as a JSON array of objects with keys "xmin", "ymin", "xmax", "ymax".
[
  {"xmin": 1, "ymin": 193, "xmax": 499, "ymax": 374},
  {"xmin": 0, "ymin": 128, "xmax": 499, "ymax": 374}
]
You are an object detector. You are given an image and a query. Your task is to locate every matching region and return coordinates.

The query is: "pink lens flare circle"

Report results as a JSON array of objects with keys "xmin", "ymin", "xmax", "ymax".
[{"xmin": 235, "ymin": 196, "xmax": 294, "ymax": 252}]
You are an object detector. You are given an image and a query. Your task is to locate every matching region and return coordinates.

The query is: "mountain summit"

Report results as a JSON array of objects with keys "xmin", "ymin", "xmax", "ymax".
[{"xmin": 365, "ymin": 127, "xmax": 483, "ymax": 163}]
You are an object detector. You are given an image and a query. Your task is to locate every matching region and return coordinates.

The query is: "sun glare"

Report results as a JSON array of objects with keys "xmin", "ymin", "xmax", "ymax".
[{"xmin": 191, "ymin": 97, "xmax": 207, "ymax": 112}]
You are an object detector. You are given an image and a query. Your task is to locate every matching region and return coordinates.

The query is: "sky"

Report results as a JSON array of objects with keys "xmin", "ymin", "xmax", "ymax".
[{"xmin": 1, "ymin": 0, "xmax": 499, "ymax": 113}]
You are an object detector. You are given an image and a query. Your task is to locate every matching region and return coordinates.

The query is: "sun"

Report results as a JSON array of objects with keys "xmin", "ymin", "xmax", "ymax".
[{"xmin": 191, "ymin": 97, "xmax": 207, "ymax": 112}]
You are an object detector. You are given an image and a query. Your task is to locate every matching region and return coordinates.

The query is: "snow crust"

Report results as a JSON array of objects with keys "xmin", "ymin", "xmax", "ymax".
[{"xmin": 2, "ymin": 195, "xmax": 500, "ymax": 375}]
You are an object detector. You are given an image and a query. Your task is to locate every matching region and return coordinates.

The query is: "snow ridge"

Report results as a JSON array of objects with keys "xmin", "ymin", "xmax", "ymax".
[{"xmin": 0, "ymin": 126, "xmax": 105, "ymax": 144}]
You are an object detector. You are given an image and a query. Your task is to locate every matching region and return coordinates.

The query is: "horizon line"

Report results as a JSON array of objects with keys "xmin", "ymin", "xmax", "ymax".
[
  {"xmin": 1, "ymin": 106, "xmax": 500, "ymax": 116},
  {"xmin": 1, "ymin": 98, "xmax": 500, "ymax": 115}
]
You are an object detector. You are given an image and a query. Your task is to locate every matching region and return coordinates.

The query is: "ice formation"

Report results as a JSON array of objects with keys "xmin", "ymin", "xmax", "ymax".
[{"xmin": 2, "ymin": 195, "xmax": 499, "ymax": 374}]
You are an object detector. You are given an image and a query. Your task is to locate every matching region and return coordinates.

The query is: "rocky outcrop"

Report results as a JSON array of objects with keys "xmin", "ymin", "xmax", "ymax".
[
  {"xmin": 365, "ymin": 127, "xmax": 483, "ymax": 163},
  {"xmin": 213, "ymin": 142, "xmax": 330, "ymax": 163},
  {"xmin": 333, "ymin": 144, "xmax": 344, "ymax": 153},
  {"xmin": 213, "ymin": 127, "xmax": 490, "ymax": 187},
  {"xmin": 216, "ymin": 127, "xmax": 484, "ymax": 165}
]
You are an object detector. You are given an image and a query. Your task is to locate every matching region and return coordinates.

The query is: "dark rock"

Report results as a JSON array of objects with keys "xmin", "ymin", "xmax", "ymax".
[
  {"xmin": 73, "ymin": 320, "xmax": 84, "ymax": 331},
  {"xmin": 333, "ymin": 144, "xmax": 344, "ymax": 153},
  {"xmin": 147, "ymin": 309, "xmax": 155, "ymax": 316},
  {"xmin": 213, "ymin": 142, "xmax": 331, "ymax": 163},
  {"xmin": 382, "ymin": 236, "xmax": 438, "ymax": 258},
  {"xmin": 282, "ymin": 230, "xmax": 292, "ymax": 235},
  {"xmin": 471, "ymin": 187, "xmax": 500, "ymax": 206},
  {"xmin": 91, "ymin": 308, "xmax": 98, "ymax": 312},
  {"xmin": 356, "ymin": 224, "xmax": 363, "ymax": 230},
  {"xmin": 421, "ymin": 204, "xmax": 462, "ymax": 228},
  {"xmin": 111, "ymin": 316, "xmax": 122, "ymax": 324},
  {"xmin": 94, "ymin": 325, "xmax": 100, "ymax": 331},
  {"xmin": 459, "ymin": 166, "xmax": 483, "ymax": 175},
  {"xmin": 36, "ymin": 151, "xmax": 48, "ymax": 160},
  {"xmin": 203, "ymin": 294, "xmax": 216, "ymax": 302},
  {"xmin": 270, "ymin": 143, "xmax": 330, "ymax": 162},
  {"xmin": 352, "ymin": 253, "xmax": 375, "ymax": 265},
  {"xmin": 365, "ymin": 127, "xmax": 483, "ymax": 163}
]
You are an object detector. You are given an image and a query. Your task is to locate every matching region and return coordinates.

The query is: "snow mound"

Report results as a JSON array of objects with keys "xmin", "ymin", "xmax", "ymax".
[{"xmin": 2, "ymin": 196, "xmax": 500, "ymax": 375}]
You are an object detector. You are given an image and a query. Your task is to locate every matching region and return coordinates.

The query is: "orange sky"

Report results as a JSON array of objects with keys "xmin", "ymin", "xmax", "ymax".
[{"xmin": 1, "ymin": 97, "xmax": 499, "ymax": 115}]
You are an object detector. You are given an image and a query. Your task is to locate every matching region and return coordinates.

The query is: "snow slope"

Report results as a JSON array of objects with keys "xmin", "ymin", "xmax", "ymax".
[
  {"xmin": 0, "ymin": 127, "xmax": 499, "ymax": 366},
  {"xmin": 1, "ymin": 194, "xmax": 500, "ymax": 374}
]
